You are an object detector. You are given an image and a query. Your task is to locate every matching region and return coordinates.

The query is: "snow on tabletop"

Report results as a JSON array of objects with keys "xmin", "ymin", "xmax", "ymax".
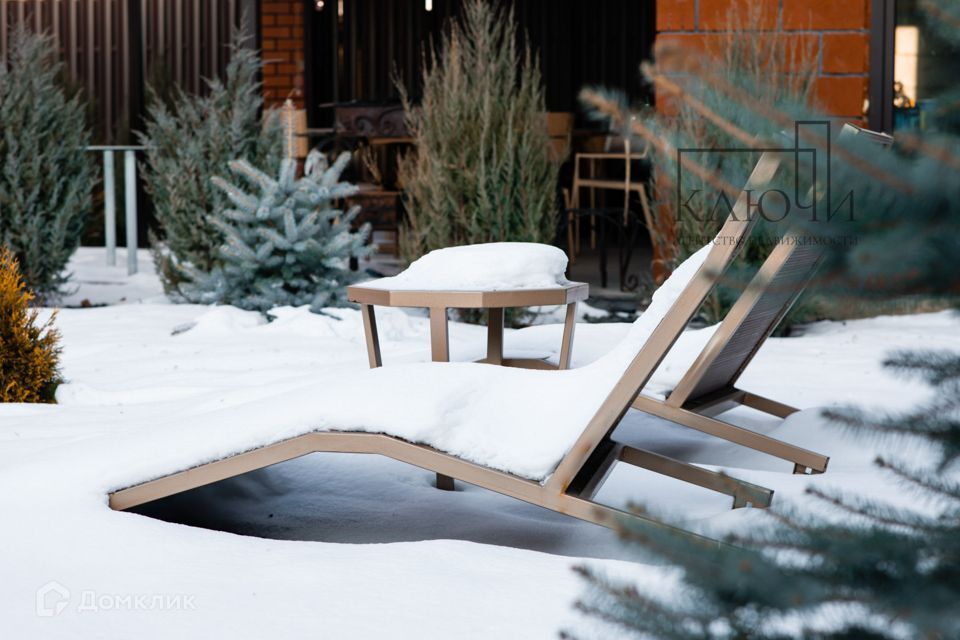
[{"xmin": 361, "ymin": 242, "xmax": 572, "ymax": 291}]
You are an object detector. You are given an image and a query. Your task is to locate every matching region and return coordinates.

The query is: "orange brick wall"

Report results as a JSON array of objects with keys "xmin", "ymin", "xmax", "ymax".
[
  {"xmin": 655, "ymin": 0, "xmax": 871, "ymax": 119},
  {"xmin": 260, "ymin": 1, "xmax": 306, "ymax": 108}
]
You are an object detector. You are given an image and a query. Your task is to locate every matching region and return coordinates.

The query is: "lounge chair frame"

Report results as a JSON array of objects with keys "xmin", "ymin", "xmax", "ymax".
[
  {"xmin": 109, "ymin": 430, "xmax": 771, "ymax": 544},
  {"xmin": 109, "ymin": 152, "xmax": 827, "ymax": 536},
  {"xmin": 631, "ymin": 239, "xmax": 828, "ymax": 474}
]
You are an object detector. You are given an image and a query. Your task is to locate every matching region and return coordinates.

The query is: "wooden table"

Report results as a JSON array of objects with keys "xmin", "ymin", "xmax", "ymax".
[
  {"xmin": 347, "ymin": 281, "xmax": 589, "ymax": 490},
  {"xmin": 347, "ymin": 282, "xmax": 589, "ymax": 370}
]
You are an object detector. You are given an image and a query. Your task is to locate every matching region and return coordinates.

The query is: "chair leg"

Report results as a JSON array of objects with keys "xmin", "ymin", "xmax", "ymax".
[
  {"xmin": 741, "ymin": 392, "xmax": 799, "ymax": 419},
  {"xmin": 793, "ymin": 463, "xmax": 824, "ymax": 476},
  {"xmin": 632, "ymin": 395, "xmax": 829, "ymax": 473},
  {"xmin": 588, "ymin": 158, "xmax": 596, "ymax": 250},
  {"xmin": 619, "ymin": 446, "xmax": 773, "ymax": 509},
  {"xmin": 429, "ymin": 307, "xmax": 454, "ymax": 490}
]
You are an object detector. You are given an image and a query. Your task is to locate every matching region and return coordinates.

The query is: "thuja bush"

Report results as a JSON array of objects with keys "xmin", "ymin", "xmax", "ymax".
[
  {"xmin": 0, "ymin": 27, "xmax": 94, "ymax": 302},
  {"xmin": 140, "ymin": 30, "xmax": 283, "ymax": 297},
  {"xmin": 397, "ymin": 0, "xmax": 558, "ymax": 260},
  {"xmin": 0, "ymin": 248, "xmax": 62, "ymax": 404}
]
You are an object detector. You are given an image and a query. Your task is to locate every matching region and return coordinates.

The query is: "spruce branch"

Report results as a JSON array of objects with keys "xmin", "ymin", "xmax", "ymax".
[
  {"xmin": 875, "ymin": 457, "xmax": 960, "ymax": 502},
  {"xmin": 805, "ymin": 487, "xmax": 943, "ymax": 535}
]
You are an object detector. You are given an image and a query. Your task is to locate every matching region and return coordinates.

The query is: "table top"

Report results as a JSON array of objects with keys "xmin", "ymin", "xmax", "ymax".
[{"xmin": 347, "ymin": 281, "xmax": 588, "ymax": 309}]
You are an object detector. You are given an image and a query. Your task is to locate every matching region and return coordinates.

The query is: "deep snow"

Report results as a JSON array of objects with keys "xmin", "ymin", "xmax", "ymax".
[{"xmin": 1, "ymin": 248, "xmax": 958, "ymax": 638}]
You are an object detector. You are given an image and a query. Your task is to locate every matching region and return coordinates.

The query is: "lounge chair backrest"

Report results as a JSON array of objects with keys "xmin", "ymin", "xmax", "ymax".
[
  {"xmin": 666, "ymin": 125, "xmax": 894, "ymax": 409},
  {"xmin": 546, "ymin": 151, "xmax": 784, "ymax": 491},
  {"xmin": 667, "ymin": 238, "xmax": 821, "ymax": 408}
]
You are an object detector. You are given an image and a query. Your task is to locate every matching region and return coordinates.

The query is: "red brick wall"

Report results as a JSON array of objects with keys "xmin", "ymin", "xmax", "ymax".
[
  {"xmin": 655, "ymin": 0, "xmax": 871, "ymax": 119},
  {"xmin": 260, "ymin": 1, "xmax": 306, "ymax": 108}
]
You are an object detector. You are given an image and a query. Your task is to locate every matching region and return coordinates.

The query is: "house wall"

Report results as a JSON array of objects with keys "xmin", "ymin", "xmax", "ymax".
[
  {"xmin": 260, "ymin": 1, "xmax": 306, "ymax": 108},
  {"xmin": 264, "ymin": 2, "xmax": 871, "ymax": 117},
  {"xmin": 261, "ymin": 2, "xmax": 874, "ymax": 277},
  {"xmin": 655, "ymin": 0, "xmax": 871, "ymax": 119}
]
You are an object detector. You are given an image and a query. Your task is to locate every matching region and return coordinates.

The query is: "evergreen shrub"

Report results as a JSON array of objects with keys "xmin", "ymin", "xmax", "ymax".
[{"xmin": 0, "ymin": 247, "xmax": 62, "ymax": 403}]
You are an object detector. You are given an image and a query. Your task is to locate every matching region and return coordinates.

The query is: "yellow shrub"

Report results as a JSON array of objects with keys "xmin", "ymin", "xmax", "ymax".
[{"xmin": 0, "ymin": 247, "xmax": 62, "ymax": 403}]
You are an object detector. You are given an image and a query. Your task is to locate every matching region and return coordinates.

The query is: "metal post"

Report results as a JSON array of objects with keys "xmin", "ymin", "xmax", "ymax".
[
  {"xmin": 868, "ymin": 0, "xmax": 896, "ymax": 133},
  {"xmin": 103, "ymin": 150, "xmax": 117, "ymax": 266},
  {"xmin": 123, "ymin": 149, "xmax": 138, "ymax": 275}
]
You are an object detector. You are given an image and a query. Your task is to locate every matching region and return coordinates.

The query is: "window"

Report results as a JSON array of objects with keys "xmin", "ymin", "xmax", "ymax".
[{"xmin": 869, "ymin": 0, "xmax": 960, "ymax": 132}]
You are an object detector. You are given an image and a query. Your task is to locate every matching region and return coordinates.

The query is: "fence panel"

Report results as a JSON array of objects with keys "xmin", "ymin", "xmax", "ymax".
[{"xmin": 0, "ymin": 0, "xmax": 241, "ymax": 144}]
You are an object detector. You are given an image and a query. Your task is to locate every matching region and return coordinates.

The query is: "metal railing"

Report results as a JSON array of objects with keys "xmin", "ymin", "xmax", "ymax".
[{"xmin": 86, "ymin": 145, "xmax": 145, "ymax": 275}]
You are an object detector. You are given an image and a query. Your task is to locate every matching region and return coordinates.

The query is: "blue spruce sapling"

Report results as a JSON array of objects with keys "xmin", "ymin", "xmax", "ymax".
[{"xmin": 183, "ymin": 120, "xmax": 372, "ymax": 313}]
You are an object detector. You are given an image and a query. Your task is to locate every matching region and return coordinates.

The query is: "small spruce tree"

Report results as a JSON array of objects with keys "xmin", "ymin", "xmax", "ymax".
[
  {"xmin": 140, "ymin": 29, "xmax": 283, "ymax": 296},
  {"xmin": 0, "ymin": 27, "xmax": 94, "ymax": 302},
  {"xmin": 0, "ymin": 247, "xmax": 62, "ymax": 404},
  {"xmin": 397, "ymin": 0, "xmax": 558, "ymax": 260},
  {"xmin": 180, "ymin": 108, "xmax": 372, "ymax": 313}
]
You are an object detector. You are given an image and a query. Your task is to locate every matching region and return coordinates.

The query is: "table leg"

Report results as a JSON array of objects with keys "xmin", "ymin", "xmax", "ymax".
[
  {"xmin": 429, "ymin": 307, "xmax": 450, "ymax": 362},
  {"xmin": 486, "ymin": 307, "xmax": 504, "ymax": 365},
  {"xmin": 558, "ymin": 302, "xmax": 578, "ymax": 370},
  {"xmin": 360, "ymin": 304, "xmax": 382, "ymax": 368},
  {"xmin": 429, "ymin": 307, "xmax": 454, "ymax": 490}
]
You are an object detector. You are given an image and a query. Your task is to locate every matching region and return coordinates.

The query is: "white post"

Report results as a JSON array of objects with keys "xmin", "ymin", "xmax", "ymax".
[
  {"xmin": 124, "ymin": 149, "xmax": 138, "ymax": 275},
  {"xmin": 103, "ymin": 150, "xmax": 116, "ymax": 266}
]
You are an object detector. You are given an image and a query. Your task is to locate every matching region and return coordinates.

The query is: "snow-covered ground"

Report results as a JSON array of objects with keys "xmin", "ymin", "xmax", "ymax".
[
  {"xmin": 60, "ymin": 248, "xmax": 165, "ymax": 307},
  {"xmin": 2, "ymin": 248, "xmax": 958, "ymax": 638}
]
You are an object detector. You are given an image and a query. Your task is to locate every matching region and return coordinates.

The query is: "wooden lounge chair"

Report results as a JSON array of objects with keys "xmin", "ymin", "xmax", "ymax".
[
  {"xmin": 627, "ymin": 124, "xmax": 894, "ymax": 476},
  {"xmin": 108, "ymin": 152, "xmax": 826, "ymax": 537}
]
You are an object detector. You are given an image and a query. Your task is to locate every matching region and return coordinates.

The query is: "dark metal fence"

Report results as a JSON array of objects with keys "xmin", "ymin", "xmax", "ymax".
[{"xmin": 0, "ymin": 0, "xmax": 247, "ymax": 144}]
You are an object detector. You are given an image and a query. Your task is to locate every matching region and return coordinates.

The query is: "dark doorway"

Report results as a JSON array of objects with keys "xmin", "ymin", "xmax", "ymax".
[{"xmin": 304, "ymin": 0, "xmax": 656, "ymax": 128}]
